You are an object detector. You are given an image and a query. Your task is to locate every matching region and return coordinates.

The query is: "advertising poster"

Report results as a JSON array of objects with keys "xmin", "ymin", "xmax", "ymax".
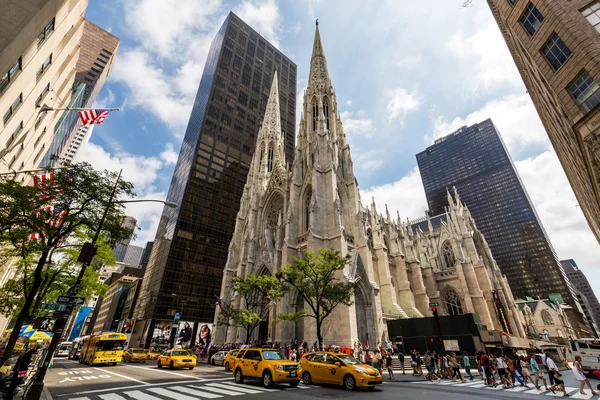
[
  {"xmin": 175, "ymin": 321, "xmax": 195, "ymax": 348},
  {"xmin": 196, "ymin": 323, "xmax": 213, "ymax": 348},
  {"xmin": 121, "ymin": 319, "xmax": 134, "ymax": 334},
  {"xmin": 150, "ymin": 320, "xmax": 173, "ymax": 347},
  {"xmin": 69, "ymin": 306, "xmax": 92, "ymax": 341}
]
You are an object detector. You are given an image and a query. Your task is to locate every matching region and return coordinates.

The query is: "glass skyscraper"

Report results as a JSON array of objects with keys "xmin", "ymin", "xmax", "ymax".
[
  {"xmin": 133, "ymin": 12, "xmax": 296, "ymax": 347},
  {"xmin": 416, "ymin": 118, "xmax": 577, "ymax": 307}
]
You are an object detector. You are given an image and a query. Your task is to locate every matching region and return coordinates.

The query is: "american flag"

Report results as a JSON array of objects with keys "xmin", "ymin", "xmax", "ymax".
[
  {"xmin": 215, "ymin": 295, "xmax": 225, "ymax": 311},
  {"xmin": 78, "ymin": 109, "xmax": 109, "ymax": 125},
  {"xmin": 33, "ymin": 173, "xmax": 54, "ymax": 190}
]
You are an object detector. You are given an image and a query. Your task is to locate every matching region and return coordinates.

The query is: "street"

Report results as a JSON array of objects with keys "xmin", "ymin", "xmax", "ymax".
[{"xmin": 44, "ymin": 359, "xmax": 600, "ymax": 400}]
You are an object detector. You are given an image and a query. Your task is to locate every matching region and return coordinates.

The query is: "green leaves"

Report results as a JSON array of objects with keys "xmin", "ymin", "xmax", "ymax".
[{"xmin": 277, "ymin": 249, "xmax": 355, "ymax": 347}]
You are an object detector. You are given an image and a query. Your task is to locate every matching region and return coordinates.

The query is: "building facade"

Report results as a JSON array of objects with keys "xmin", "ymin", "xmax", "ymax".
[
  {"xmin": 416, "ymin": 120, "xmax": 578, "ymax": 310},
  {"xmin": 487, "ymin": 0, "xmax": 600, "ymax": 245},
  {"xmin": 517, "ymin": 298, "xmax": 575, "ymax": 344},
  {"xmin": 215, "ymin": 24, "xmax": 526, "ymax": 346},
  {"xmin": 561, "ymin": 259, "xmax": 600, "ymax": 337},
  {"xmin": 133, "ymin": 12, "xmax": 297, "ymax": 347}
]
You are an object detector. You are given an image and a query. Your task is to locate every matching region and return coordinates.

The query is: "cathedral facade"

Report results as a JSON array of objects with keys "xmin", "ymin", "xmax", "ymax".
[{"xmin": 214, "ymin": 24, "xmax": 526, "ymax": 346}]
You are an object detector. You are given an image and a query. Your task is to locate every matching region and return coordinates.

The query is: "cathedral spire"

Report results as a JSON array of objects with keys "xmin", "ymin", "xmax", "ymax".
[
  {"xmin": 254, "ymin": 71, "xmax": 285, "ymax": 174},
  {"xmin": 308, "ymin": 21, "xmax": 331, "ymax": 88}
]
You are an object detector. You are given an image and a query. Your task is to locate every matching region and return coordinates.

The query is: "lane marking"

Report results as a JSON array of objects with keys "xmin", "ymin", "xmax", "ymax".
[
  {"xmin": 125, "ymin": 365, "xmax": 205, "ymax": 380},
  {"xmin": 168, "ymin": 386, "xmax": 225, "ymax": 398},
  {"xmin": 147, "ymin": 387, "xmax": 220, "ymax": 399},
  {"xmin": 546, "ymin": 387, "xmax": 579, "ymax": 397},
  {"xmin": 205, "ymin": 382, "xmax": 267, "ymax": 394},
  {"xmin": 94, "ymin": 368, "xmax": 149, "ymax": 385},
  {"xmin": 99, "ymin": 394, "xmax": 128, "ymax": 400},
  {"xmin": 123, "ymin": 390, "xmax": 162, "ymax": 400},
  {"xmin": 63, "ymin": 377, "xmax": 232, "ymax": 396},
  {"xmin": 220, "ymin": 382, "xmax": 278, "ymax": 392},
  {"xmin": 188, "ymin": 384, "xmax": 245, "ymax": 396}
]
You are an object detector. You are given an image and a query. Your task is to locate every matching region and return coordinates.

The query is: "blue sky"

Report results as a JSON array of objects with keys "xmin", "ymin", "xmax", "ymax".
[{"xmin": 78, "ymin": 0, "xmax": 600, "ymax": 290}]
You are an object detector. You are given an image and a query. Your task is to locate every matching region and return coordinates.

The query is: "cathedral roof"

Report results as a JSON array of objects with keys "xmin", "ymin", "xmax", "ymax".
[{"xmin": 409, "ymin": 213, "xmax": 447, "ymax": 234}]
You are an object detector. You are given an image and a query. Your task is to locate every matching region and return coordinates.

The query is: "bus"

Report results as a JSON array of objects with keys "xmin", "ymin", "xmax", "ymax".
[
  {"xmin": 79, "ymin": 333, "xmax": 127, "ymax": 366},
  {"xmin": 55, "ymin": 342, "xmax": 72, "ymax": 357},
  {"xmin": 570, "ymin": 339, "xmax": 600, "ymax": 372},
  {"xmin": 68, "ymin": 336, "xmax": 88, "ymax": 360}
]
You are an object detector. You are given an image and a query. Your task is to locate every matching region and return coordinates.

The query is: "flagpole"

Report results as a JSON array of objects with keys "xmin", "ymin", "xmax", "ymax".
[{"xmin": 39, "ymin": 106, "xmax": 121, "ymax": 112}]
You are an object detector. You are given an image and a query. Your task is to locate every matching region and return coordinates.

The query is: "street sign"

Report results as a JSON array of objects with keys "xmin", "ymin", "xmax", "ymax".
[
  {"xmin": 33, "ymin": 316, "xmax": 52, "ymax": 330},
  {"xmin": 40, "ymin": 303, "xmax": 66, "ymax": 311},
  {"xmin": 57, "ymin": 296, "xmax": 85, "ymax": 305},
  {"xmin": 429, "ymin": 302, "xmax": 439, "ymax": 307},
  {"xmin": 174, "ymin": 312, "xmax": 180, "ymax": 322}
]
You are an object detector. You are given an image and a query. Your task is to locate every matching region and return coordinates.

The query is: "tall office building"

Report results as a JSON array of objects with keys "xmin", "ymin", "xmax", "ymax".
[
  {"xmin": 134, "ymin": 12, "xmax": 296, "ymax": 347},
  {"xmin": 561, "ymin": 259, "xmax": 600, "ymax": 337},
  {"xmin": 416, "ymin": 119, "xmax": 578, "ymax": 309},
  {"xmin": 487, "ymin": 0, "xmax": 600, "ymax": 244}
]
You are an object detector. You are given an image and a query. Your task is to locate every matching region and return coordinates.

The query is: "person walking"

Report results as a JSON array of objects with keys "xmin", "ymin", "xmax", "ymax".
[
  {"xmin": 529, "ymin": 353, "xmax": 549, "ymax": 391},
  {"xmin": 497, "ymin": 354, "xmax": 513, "ymax": 388},
  {"xmin": 397, "ymin": 350, "xmax": 405, "ymax": 375},
  {"xmin": 519, "ymin": 355, "xmax": 532, "ymax": 388},
  {"xmin": 450, "ymin": 352, "xmax": 466, "ymax": 383},
  {"xmin": 416, "ymin": 351, "xmax": 423, "ymax": 376},
  {"xmin": 573, "ymin": 355, "xmax": 598, "ymax": 396},
  {"xmin": 385, "ymin": 351, "xmax": 395, "ymax": 381},
  {"xmin": 372, "ymin": 350, "xmax": 382, "ymax": 374},
  {"xmin": 463, "ymin": 351, "xmax": 474, "ymax": 380},
  {"xmin": 482, "ymin": 353, "xmax": 497, "ymax": 387},
  {"xmin": 547, "ymin": 354, "xmax": 566, "ymax": 396}
]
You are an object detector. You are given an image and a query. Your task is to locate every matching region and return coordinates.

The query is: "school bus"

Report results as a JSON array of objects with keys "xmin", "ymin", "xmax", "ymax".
[{"xmin": 79, "ymin": 333, "xmax": 127, "ymax": 366}]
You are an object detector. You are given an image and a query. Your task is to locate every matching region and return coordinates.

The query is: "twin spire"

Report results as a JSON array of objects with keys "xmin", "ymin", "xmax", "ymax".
[{"xmin": 308, "ymin": 20, "xmax": 331, "ymax": 87}]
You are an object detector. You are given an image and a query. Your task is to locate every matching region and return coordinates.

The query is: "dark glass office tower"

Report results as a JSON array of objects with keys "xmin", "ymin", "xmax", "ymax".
[
  {"xmin": 416, "ymin": 119, "xmax": 577, "ymax": 307},
  {"xmin": 133, "ymin": 12, "xmax": 296, "ymax": 347}
]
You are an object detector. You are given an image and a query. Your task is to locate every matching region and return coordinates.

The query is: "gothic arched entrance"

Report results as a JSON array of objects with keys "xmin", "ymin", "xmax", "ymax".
[{"xmin": 352, "ymin": 254, "xmax": 376, "ymax": 345}]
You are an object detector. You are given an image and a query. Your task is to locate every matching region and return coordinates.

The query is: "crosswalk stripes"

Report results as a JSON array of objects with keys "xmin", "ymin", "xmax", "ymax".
[
  {"xmin": 72, "ymin": 380, "xmax": 313, "ymax": 400},
  {"xmin": 410, "ymin": 380, "xmax": 600, "ymax": 399}
]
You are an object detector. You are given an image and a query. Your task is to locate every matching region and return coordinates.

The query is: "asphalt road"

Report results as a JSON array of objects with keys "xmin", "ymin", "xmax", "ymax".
[{"xmin": 45, "ymin": 358, "xmax": 600, "ymax": 400}]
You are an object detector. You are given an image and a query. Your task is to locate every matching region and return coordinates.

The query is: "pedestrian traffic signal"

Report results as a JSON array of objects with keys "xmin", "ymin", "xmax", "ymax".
[{"xmin": 432, "ymin": 307, "xmax": 438, "ymax": 318}]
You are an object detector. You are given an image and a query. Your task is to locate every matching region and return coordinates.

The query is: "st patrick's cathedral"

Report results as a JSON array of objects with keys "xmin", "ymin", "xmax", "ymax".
[{"xmin": 214, "ymin": 24, "xmax": 526, "ymax": 346}]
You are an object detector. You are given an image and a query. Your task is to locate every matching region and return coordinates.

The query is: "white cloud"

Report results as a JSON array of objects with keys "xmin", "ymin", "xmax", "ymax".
[
  {"xmin": 234, "ymin": 0, "xmax": 281, "ymax": 48},
  {"xmin": 384, "ymin": 87, "xmax": 422, "ymax": 124},
  {"xmin": 362, "ymin": 167, "xmax": 429, "ymax": 221},
  {"xmin": 345, "ymin": 100, "xmax": 352, "ymax": 106},
  {"xmin": 430, "ymin": 93, "xmax": 549, "ymax": 154},
  {"xmin": 94, "ymin": 89, "xmax": 115, "ymax": 109},
  {"xmin": 159, "ymin": 143, "xmax": 178, "ymax": 166},
  {"xmin": 340, "ymin": 111, "xmax": 376, "ymax": 138},
  {"xmin": 395, "ymin": 53, "xmax": 422, "ymax": 70},
  {"xmin": 515, "ymin": 151, "xmax": 600, "ymax": 290},
  {"xmin": 355, "ymin": 150, "xmax": 383, "ymax": 174}
]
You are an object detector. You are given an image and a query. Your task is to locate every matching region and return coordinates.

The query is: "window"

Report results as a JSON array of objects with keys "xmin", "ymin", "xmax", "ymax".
[
  {"xmin": 541, "ymin": 309, "xmax": 554, "ymax": 325},
  {"xmin": 520, "ymin": 3, "xmax": 544, "ymax": 36},
  {"xmin": 0, "ymin": 58, "xmax": 21, "ymax": 95},
  {"xmin": 312, "ymin": 98, "xmax": 319, "ymax": 131},
  {"xmin": 304, "ymin": 186, "xmax": 312, "ymax": 231},
  {"xmin": 542, "ymin": 33, "xmax": 571, "ymax": 70},
  {"xmin": 442, "ymin": 240, "xmax": 456, "ymax": 269},
  {"xmin": 36, "ymin": 83, "xmax": 50, "ymax": 107},
  {"xmin": 267, "ymin": 142, "xmax": 274, "ymax": 172},
  {"xmin": 36, "ymin": 54, "xmax": 52, "ymax": 81},
  {"xmin": 3, "ymin": 93, "xmax": 22, "ymax": 124},
  {"xmin": 507, "ymin": 0, "xmax": 517, "ymax": 4},
  {"xmin": 443, "ymin": 287, "xmax": 463, "ymax": 316},
  {"xmin": 367, "ymin": 228, "xmax": 373, "ymax": 249},
  {"xmin": 323, "ymin": 96, "xmax": 330, "ymax": 130},
  {"xmin": 569, "ymin": 70, "xmax": 600, "ymax": 113},
  {"xmin": 37, "ymin": 17, "xmax": 55, "ymax": 47},
  {"xmin": 6, "ymin": 122, "xmax": 23, "ymax": 147},
  {"xmin": 581, "ymin": 2, "xmax": 600, "ymax": 33}
]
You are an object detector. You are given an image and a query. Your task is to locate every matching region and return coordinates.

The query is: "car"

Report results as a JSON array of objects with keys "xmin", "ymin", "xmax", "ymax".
[
  {"xmin": 232, "ymin": 348, "xmax": 300, "ymax": 388},
  {"xmin": 299, "ymin": 351, "xmax": 382, "ymax": 390},
  {"xmin": 211, "ymin": 350, "xmax": 228, "ymax": 366},
  {"xmin": 157, "ymin": 349, "xmax": 197, "ymax": 370},
  {"xmin": 223, "ymin": 349, "xmax": 241, "ymax": 371},
  {"xmin": 146, "ymin": 349, "xmax": 162, "ymax": 360},
  {"xmin": 123, "ymin": 348, "xmax": 148, "ymax": 363}
]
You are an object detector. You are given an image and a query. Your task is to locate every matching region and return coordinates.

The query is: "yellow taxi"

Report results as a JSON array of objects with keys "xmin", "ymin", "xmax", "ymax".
[
  {"xmin": 299, "ymin": 351, "xmax": 382, "ymax": 390},
  {"xmin": 157, "ymin": 349, "xmax": 197, "ymax": 370},
  {"xmin": 123, "ymin": 348, "xmax": 148, "ymax": 363},
  {"xmin": 233, "ymin": 348, "xmax": 300, "ymax": 388},
  {"xmin": 146, "ymin": 348, "xmax": 162, "ymax": 360},
  {"xmin": 223, "ymin": 349, "xmax": 241, "ymax": 371}
]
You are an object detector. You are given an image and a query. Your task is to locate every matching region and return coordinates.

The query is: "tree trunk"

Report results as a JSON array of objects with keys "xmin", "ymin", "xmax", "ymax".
[
  {"xmin": 316, "ymin": 321, "xmax": 323, "ymax": 351},
  {"xmin": 2, "ymin": 250, "xmax": 49, "ymax": 363}
]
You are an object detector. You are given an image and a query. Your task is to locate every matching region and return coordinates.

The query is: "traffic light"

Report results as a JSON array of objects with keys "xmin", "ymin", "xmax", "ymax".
[{"xmin": 432, "ymin": 307, "xmax": 438, "ymax": 319}]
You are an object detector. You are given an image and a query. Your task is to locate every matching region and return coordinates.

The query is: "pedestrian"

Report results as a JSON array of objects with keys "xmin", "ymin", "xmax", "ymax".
[
  {"xmin": 573, "ymin": 355, "xmax": 598, "ymax": 396},
  {"xmin": 385, "ymin": 351, "xmax": 394, "ymax": 381},
  {"xmin": 426, "ymin": 351, "xmax": 439, "ymax": 382},
  {"xmin": 529, "ymin": 353, "xmax": 548, "ymax": 391},
  {"xmin": 364, "ymin": 349, "xmax": 372, "ymax": 366},
  {"xmin": 450, "ymin": 352, "xmax": 465, "ymax": 383},
  {"xmin": 497, "ymin": 354, "xmax": 513, "ymax": 388},
  {"xmin": 463, "ymin": 351, "xmax": 474, "ymax": 380},
  {"xmin": 482, "ymin": 353, "xmax": 497, "ymax": 387},
  {"xmin": 372, "ymin": 350, "xmax": 382, "ymax": 374},
  {"xmin": 415, "ymin": 351, "xmax": 423, "ymax": 376},
  {"xmin": 411, "ymin": 350, "xmax": 418, "ymax": 375},
  {"xmin": 547, "ymin": 354, "xmax": 565, "ymax": 396},
  {"xmin": 505, "ymin": 354, "xmax": 519, "ymax": 386},
  {"xmin": 397, "ymin": 350, "xmax": 405, "ymax": 375},
  {"xmin": 519, "ymin": 355, "xmax": 532, "ymax": 388}
]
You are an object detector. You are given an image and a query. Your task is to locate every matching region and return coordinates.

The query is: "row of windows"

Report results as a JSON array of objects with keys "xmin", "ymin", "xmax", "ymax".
[{"xmin": 514, "ymin": 1, "xmax": 600, "ymax": 114}]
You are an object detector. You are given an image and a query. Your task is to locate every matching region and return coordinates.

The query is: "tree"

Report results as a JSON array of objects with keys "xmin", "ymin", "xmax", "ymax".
[
  {"xmin": 277, "ymin": 249, "xmax": 355, "ymax": 349},
  {"xmin": 0, "ymin": 229, "xmax": 114, "ymax": 323},
  {"xmin": 217, "ymin": 274, "xmax": 285, "ymax": 344},
  {"xmin": 0, "ymin": 163, "xmax": 134, "ymax": 362}
]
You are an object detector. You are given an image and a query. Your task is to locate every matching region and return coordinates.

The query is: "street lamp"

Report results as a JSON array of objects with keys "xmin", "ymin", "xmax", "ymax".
[
  {"xmin": 170, "ymin": 293, "xmax": 185, "ymax": 348},
  {"xmin": 27, "ymin": 169, "xmax": 178, "ymax": 400}
]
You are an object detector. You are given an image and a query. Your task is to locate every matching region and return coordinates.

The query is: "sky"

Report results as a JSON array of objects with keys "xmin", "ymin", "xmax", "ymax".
[{"xmin": 78, "ymin": 0, "xmax": 600, "ymax": 291}]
